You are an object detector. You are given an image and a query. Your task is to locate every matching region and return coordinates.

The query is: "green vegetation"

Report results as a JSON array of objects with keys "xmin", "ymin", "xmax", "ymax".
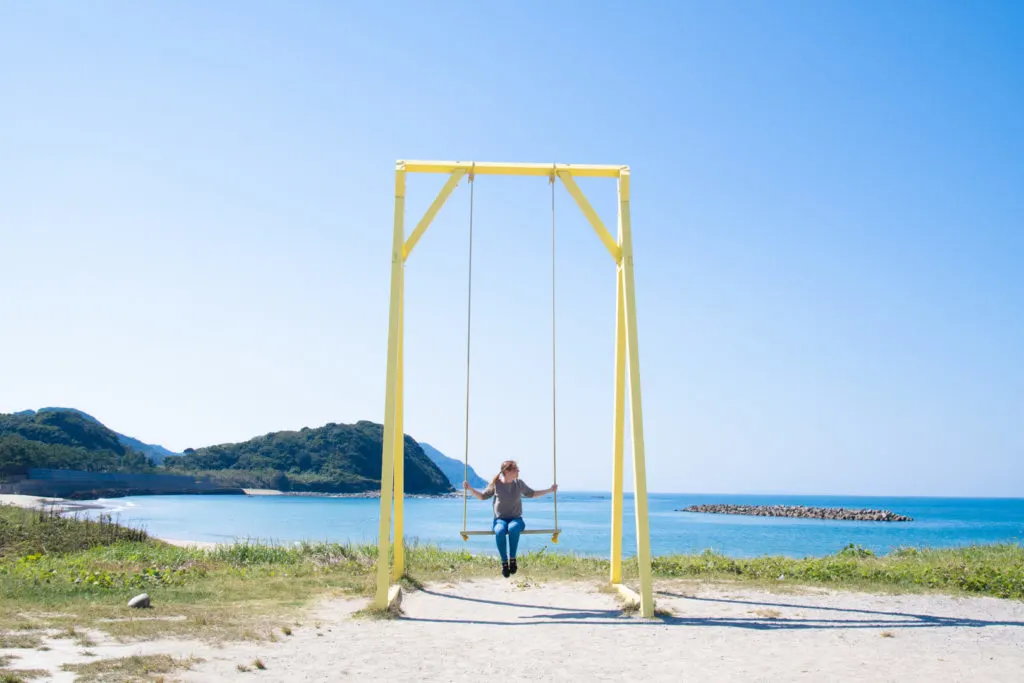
[
  {"xmin": 1, "ymin": 506, "xmax": 1022, "ymax": 649},
  {"xmin": 0, "ymin": 633, "xmax": 42, "ymax": 649},
  {"xmin": 162, "ymin": 420, "xmax": 452, "ymax": 494},
  {"xmin": 1, "ymin": 410, "xmax": 452, "ymax": 496},
  {"xmin": 61, "ymin": 654, "xmax": 202, "ymax": 682},
  {"xmin": 0, "ymin": 412, "xmax": 153, "ymax": 478},
  {"xmin": 0, "ymin": 506, "xmax": 148, "ymax": 557},
  {"xmin": 649, "ymin": 543, "xmax": 1024, "ymax": 598},
  {"xmin": 0, "ymin": 669, "xmax": 48, "ymax": 682}
]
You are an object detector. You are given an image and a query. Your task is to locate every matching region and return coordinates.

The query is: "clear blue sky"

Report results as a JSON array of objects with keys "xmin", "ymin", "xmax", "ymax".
[{"xmin": 2, "ymin": 1, "xmax": 1021, "ymax": 496}]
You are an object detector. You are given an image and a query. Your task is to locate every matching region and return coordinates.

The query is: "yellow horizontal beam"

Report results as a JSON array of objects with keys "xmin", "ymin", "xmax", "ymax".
[
  {"xmin": 403, "ymin": 169, "xmax": 466, "ymax": 261},
  {"xmin": 399, "ymin": 160, "xmax": 627, "ymax": 178},
  {"xmin": 556, "ymin": 171, "xmax": 622, "ymax": 263}
]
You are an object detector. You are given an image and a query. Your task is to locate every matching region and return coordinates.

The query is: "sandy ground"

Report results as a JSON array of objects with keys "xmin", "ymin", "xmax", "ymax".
[
  {"xmin": 4, "ymin": 578, "xmax": 1023, "ymax": 682},
  {"xmin": 0, "ymin": 494, "xmax": 72, "ymax": 509}
]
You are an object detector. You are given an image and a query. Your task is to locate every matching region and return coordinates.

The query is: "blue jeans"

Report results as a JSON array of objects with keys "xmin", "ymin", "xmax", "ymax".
[{"xmin": 493, "ymin": 517, "xmax": 525, "ymax": 563}]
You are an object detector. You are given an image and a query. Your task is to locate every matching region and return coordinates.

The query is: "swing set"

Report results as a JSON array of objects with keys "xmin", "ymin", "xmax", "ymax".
[{"xmin": 373, "ymin": 160, "xmax": 654, "ymax": 617}]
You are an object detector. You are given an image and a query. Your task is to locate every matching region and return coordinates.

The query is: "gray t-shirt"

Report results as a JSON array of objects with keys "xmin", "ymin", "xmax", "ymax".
[{"xmin": 482, "ymin": 479, "xmax": 536, "ymax": 520}]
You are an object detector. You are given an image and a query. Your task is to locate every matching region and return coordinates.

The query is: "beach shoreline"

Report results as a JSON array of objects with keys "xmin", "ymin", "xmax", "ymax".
[{"xmin": 0, "ymin": 493, "xmax": 106, "ymax": 513}]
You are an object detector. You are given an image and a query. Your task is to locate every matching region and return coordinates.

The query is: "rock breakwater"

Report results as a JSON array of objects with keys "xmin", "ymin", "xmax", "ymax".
[{"xmin": 679, "ymin": 504, "xmax": 913, "ymax": 522}]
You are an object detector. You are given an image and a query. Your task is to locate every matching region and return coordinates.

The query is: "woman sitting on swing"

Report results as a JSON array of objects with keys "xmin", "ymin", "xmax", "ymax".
[{"xmin": 464, "ymin": 460, "xmax": 558, "ymax": 578}]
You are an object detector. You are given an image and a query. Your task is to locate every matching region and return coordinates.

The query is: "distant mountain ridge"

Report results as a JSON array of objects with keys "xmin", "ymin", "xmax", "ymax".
[
  {"xmin": 161, "ymin": 420, "xmax": 453, "ymax": 495},
  {"xmin": 14, "ymin": 407, "xmax": 179, "ymax": 464},
  {"xmin": 1, "ymin": 410, "xmax": 153, "ymax": 477},
  {"xmin": 3, "ymin": 407, "xmax": 453, "ymax": 496},
  {"xmin": 420, "ymin": 442, "xmax": 487, "ymax": 489}
]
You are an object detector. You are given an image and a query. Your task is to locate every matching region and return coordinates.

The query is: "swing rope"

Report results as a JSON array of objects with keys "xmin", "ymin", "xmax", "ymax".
[
  {"xmin": 459, "ymin": 164, "xmax": 560, "ymax": 542},
  {"xmin": 549, "ymin": 166, "xmax": 558, "ymax": 534},
  {"xmin": 461, "ymin": 165, "xmax": 475, "ymax": 537}
]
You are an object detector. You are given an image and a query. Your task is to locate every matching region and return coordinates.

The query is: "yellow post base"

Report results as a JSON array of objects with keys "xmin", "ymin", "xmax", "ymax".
[
  {"xmin": 614, "ymin": 583, "xmax": 641, "ymax": 608},
  {"xmin": 387, "ymin": 585, "xmax": 403, "ymax": 613}
]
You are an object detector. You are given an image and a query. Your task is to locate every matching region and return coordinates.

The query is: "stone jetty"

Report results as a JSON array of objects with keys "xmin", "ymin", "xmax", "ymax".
[{"xmin": 679, "ymin": 504, "xmax": 913, "ymax": 522}]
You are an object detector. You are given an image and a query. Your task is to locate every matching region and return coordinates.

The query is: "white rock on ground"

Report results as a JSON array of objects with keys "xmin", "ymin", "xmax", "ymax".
[{"xmin": 127, "ymin": 593, "xmax": 151, "ymax": 609}]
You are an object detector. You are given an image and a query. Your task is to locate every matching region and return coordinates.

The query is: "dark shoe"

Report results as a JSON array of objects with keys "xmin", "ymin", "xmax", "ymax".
[
  {"xmin": 501, "ymin": 561, "xmax": 510, "ymax": 578},
  {"xmin": 510, "ymin": 558, "xmax": 518, "ymax": 575}
]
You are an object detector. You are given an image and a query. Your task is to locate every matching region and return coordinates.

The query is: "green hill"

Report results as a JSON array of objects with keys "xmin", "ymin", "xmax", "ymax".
[
  {"xmin": 161, "ymin": 420, "xmax": 453, "ymax": 495},
  {"xmin": 15, "ymin": 408, "xmax": 180, "ymax": 464},
  {"xmin": 0, "ymin": 411, "xmax": 153, "ymax": 477}
]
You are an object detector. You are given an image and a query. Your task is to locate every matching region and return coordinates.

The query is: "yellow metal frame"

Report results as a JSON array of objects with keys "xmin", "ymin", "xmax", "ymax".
[{"xmin": 374, "ymin": 160, "xmax": 654, "ymax": 617}]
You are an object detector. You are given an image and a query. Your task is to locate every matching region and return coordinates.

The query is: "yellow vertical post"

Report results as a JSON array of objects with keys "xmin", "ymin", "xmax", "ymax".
[
  {"xmin": 374, "ymin": 165, "xmax": 406, "ymax": 608},
  {"xmin": 610, "ymin": 256, "xmax": 627, "ymax": 583},
  {"xmin": 392, "ymin": 283, "xmax": 405, "ymax": 582},
  {"xmin": 618, "ymin": 169, "xmax": 654, "ymax": 617}
]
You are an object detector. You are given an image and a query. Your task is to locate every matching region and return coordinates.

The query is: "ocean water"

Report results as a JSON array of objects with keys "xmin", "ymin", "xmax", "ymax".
[{"xmin": 77, "ymin": 492, "xmax": 1024, "ymax": 558}]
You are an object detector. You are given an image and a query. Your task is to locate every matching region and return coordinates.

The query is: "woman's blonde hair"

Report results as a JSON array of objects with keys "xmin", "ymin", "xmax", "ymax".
[{"xmin": 490, "ymin": 460, "xmax": 519, "ymax": 487}]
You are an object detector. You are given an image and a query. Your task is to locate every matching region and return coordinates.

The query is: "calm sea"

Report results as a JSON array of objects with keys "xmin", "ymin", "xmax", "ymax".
[{"xmin": 76, "ymin": 492, "xmax": 1024, "ymax": 558}]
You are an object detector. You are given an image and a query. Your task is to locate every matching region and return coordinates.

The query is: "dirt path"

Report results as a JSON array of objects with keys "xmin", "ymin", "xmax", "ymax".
[
  {"xmin": 180, "ymin": 579, "xmax": 1024, "ymax": 682},
  {"xmin": 4, "ymin": 579, "xmax": 1023, "ymax": 681}
]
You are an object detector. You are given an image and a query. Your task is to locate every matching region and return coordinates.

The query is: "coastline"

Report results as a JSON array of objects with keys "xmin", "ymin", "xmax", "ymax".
[
  {"xmin": 241, "ymin": 488, "xmax": 459, "ymax": 500},
  {"xmin": 2, "ymin": 495, "xmax": 220, "ymax": 550},
  {"xmin": 2, "ymin": 488, "xmax": 459, "ymax": 508},
  {"xmin": 0, "ymin": 493, "xmax": 106, "ymax": 513}
]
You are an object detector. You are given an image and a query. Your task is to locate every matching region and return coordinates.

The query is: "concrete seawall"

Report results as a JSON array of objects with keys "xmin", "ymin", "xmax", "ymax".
[{"xmin": 0, "ymin": 468, "xmax": 244, "ymax": 500}]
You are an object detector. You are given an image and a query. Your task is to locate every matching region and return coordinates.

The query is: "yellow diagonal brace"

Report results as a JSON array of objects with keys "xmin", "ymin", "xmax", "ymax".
[
  {"xmin": 403, "ymin": 169, "xmax": 467, "ymax": 261},
  {"xmin": 556, "ymin": 171, "xmax": 622, "ymax": 263}
]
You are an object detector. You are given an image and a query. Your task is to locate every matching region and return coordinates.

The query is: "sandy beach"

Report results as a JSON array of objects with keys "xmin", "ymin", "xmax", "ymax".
[
  {"xmin": 0, "ymin": 494, "xmax": 76, "ymax": 510},
  {"xmin": 2, "ymin": 578, "xmax": 1022, "ymax": 681},
  {"xmin": 0, "ymin": 494, "xmax": 107, "ymax": 514}
]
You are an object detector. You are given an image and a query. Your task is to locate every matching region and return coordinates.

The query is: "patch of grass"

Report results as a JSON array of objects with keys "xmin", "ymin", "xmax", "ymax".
[
  {"xmin": 0, "ymin": 634, "xmax": 42, "ymax": 649},
  {"xmin": 650, "ymin": 544, "xmax": 1024, "ymax": 599},
  {"xmin": 47, "ymin": 626, "xmax": 96, "ymax": 647},
  {"xmin": 351, "ymin": 605, "xmax": 401, "ymax": 620},
  {"xmin": 237, "ymin": 663, "xmax": 250, "ymax": 672},
  {"xmin": 0, "ymin": 506, "xmax": 149, "ymax": 559},
  {"xmin": 253, "ymin": 658, "xmax": 266, "ymax": 670},
  {"xmin": 61, "ymin": 654, "xmax": 201, "ymax": 682},
  {"xmin": 281, "ymin": 626, "xmax": 292, "ymax": 636},
  {"xmin": 0, "ymin": 670, "xmax": 48, "ymax": 682},
  {"xmin": 880, "ymin": 631, "xmax": 895, "ymax": 638},
  {"xmin": 620, "ymin": 600, "xmax": 639, "ymax": 615},
  {"xmin": 0, "ymin": 659, "xmax": 10, "ymax": 669}
]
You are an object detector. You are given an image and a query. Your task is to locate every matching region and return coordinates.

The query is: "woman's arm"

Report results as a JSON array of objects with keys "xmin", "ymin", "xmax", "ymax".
[
  {"xmin": 463, "ymin": 481, "xmax": 493, "ymax": 500},
  {"xmin": 521, "ymin": 481, "xmax": 558, "ymax": 497}
]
